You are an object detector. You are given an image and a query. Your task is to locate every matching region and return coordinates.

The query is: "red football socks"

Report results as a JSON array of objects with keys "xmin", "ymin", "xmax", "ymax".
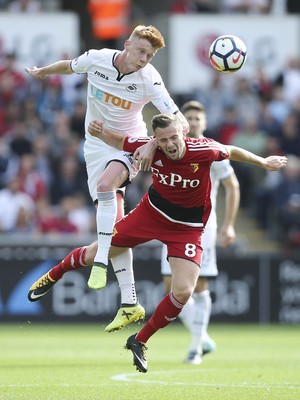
[
  {"xmin": 48, "ymin": 246, "xmax": 87, "ymax": 281},
  {"xmin": 136, "ymin": 292, "xmax": 184, "ymax": 344}
]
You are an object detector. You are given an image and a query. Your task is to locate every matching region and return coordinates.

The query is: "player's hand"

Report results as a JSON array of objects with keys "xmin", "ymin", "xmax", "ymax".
[
  {"xmin": 264, "ymin": 155, "xmax": 288, "ymax": 171},
  {"xmin": 219, "ymin": 225, "xmax": 236, "ymax": 248},
  {"xmin": 133, "ymin": 138, "xmax": 157, "ymax": 171},
  {"xmin": 24, "ymin": 66, "xmax": 46, "ymax": 79},
  {"xmin": 88, "ymin": 120, "xmax": 104, "ymax": 139}
]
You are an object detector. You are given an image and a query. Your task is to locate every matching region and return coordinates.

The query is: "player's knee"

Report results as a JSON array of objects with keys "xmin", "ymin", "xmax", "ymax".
[
  {"xmin": 97, "ymin": 179, "xmax": 114, "ymax": 192},
  {"xmin": 172, "ymin": 286, "xmax": 193, "ymax": 304}
]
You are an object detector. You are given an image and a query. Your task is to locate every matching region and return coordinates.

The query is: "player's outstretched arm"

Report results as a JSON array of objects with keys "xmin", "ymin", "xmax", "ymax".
[
  {"xmin": 227, "ymin": 145, "xmax": 288, "ymax": 171},
  {"xmin": 25, "ymin": 60, "xmax": 73, "ymax": 79},
  {"xmin": 88, "ymin": 120, "xmax": 125, "ymax": 149}
]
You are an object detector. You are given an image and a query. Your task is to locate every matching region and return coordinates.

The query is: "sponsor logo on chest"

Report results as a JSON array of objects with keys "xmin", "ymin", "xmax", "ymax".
[
  {"xmin": 90, "ymin": 84, "xmax": 132, "ymax": 110},
  {"xmin": 151, "ymin": 167, "xmax": 200, "ymax": 188}
]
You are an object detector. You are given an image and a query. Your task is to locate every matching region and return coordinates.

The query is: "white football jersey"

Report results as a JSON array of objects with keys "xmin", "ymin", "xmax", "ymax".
[
  {"xmin": 71, "ymin": 49, "xmax": 179, "ymax": 145},
  {"xmin": 207, "ymin": 159, "xmax": 234, "ymax": 229}
]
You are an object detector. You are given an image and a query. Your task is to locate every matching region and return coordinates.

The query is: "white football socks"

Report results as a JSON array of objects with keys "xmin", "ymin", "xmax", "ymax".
[
  {"xmin": 111, "ymin": 249, "xmax": 137, "ymax": 305},
  {"xmin": 188, "ymin": 290, "xmax": 212, "ymax": 353},
  {"xmin": 94, "ymin": 191, "xmax": 117, "ymax": 266}
]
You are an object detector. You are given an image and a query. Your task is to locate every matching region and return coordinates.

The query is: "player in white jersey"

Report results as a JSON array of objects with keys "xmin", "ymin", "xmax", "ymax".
[
  {"xmin": 26, "ymin": 25, "xmax": 188, "ymax": 331},
  {"xmin": 161, "ymin": 101, "xmax": 240, "ymax": 365}
]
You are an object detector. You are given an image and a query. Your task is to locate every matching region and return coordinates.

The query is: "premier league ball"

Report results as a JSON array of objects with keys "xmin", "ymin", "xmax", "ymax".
[{"xmin": 208, "ymin": 34, "xmax": 247, "ymax": 74}]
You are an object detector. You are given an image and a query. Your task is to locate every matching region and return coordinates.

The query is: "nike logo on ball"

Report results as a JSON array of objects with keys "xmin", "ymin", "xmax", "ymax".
[{"xmin": 233, "ymin": 50, "xmax": 242, "ymax": 64}]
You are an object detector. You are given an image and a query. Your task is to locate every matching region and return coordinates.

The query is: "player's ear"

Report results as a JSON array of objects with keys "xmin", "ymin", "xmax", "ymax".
[{"xmin": 124, "ymin": 40, "xmax": 130, "ymax": 51}]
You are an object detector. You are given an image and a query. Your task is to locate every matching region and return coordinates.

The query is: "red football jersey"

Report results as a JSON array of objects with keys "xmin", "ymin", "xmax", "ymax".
[{"xmin": 123, "ymin": 136, "xmax": 230, "ymax": 228}]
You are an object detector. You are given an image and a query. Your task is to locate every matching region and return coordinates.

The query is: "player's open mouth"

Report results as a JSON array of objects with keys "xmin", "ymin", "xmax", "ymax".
[{"xmin": 167, "ymin": 149, "xmax": 177, "ymax": 158}]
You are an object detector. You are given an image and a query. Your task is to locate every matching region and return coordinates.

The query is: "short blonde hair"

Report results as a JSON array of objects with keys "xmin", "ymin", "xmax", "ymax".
[{"xmin": 130, "ymin": 25, "xmax": 165, "ymax": 50}]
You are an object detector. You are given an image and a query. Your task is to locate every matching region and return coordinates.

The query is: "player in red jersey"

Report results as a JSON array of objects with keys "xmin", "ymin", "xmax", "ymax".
[
  {"xmin": 28, "ymin": 113, "xmax": 287, "ymax": 373},
  {"xmin": 86, "ymin": 114, "xmax": 287, "ymax": 373}
]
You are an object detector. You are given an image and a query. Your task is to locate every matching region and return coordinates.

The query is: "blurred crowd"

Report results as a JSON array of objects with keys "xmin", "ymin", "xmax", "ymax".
[{"xmin": 0, "ymin": 0, "xmax": 300, "ymax": 251}]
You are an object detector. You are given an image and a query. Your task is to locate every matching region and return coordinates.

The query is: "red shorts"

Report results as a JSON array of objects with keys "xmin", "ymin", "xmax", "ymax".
[{"xmin": 112, "ymin": 196, "xmax": 203, "ymax": 266}]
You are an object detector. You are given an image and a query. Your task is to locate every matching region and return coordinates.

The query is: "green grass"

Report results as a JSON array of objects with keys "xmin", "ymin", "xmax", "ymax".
[{"xmin": 0, "ymin": 323, "xmax": 299, "ymax": 400}]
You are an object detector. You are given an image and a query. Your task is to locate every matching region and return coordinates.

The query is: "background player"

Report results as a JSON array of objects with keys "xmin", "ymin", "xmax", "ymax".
[{"xmin": 161, "ymin": 101, "xmax": 240, "ymax": 365}]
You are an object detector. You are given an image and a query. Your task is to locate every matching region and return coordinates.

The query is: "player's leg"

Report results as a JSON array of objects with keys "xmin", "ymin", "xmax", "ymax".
[
  {"xmin": 28, "ymin": 192, "xmax": 125, "ymax": 302},
  {"xmin": 126, "ymin": 257, "xmax": 200, "ymax": 373},
  {"xmin": 88, "ymin": 160, "xmax": 129, "ymax": 289},
  {"xmin": 185, "ymin": 227, "xmax": 217, "ymax": 361},
  {"xmin": 192, "ymin": 278, "xmax": 216, "ymax": 355},
  {"xmin": 161, "ymin": 243, "xmax": 196, "ymax": 334},
  {"xmin": 104, "ymin": 246, "xmax": 145, "ymax": 332}
]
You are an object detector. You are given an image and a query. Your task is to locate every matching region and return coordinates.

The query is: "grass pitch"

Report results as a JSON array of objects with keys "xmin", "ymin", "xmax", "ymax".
[{"xmin": 0, "ymin": 323, "xmax": 299, "ymax": 400}]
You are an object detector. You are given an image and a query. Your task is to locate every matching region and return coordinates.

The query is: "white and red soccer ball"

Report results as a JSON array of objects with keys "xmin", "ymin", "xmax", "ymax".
[{"xmin": 208, "ymin": 34, "xmax": 247, "ymax": 74}]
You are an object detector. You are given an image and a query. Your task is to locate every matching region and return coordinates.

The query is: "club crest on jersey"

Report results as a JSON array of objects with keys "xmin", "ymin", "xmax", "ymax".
[
  {"xmin": 126, "ymin": 84, "xmax": 137, "ymax": 92},
  {"xmin": 190, "ymin": 163, "xmax": 199, "ymax": 173}
]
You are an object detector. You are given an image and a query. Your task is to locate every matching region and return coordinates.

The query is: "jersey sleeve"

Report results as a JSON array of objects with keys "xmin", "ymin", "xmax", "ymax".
[
  {"xmin": 71, "ymin": 49, "xmax": 99, "ymax": 74},
  {"xmin": 145, "ymin": 66, "xmax": 179, "ymax": 114},
  {"xmin": 123, "ymin": 136, "xmax": 152, "ymax": 152},
  {"xmin": 202, "ymin": 137, "xmax": 230, "ymax": 162}
]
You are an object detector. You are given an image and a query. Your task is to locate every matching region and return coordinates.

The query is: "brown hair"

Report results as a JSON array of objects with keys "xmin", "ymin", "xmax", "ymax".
[
  {"xmin": 151, "ymin": 113, "xmax": 181, "ymax": 132},
  {"xmin": 130, "ymin": 25, "xmax": 165, "ymax": 49},
  {"xmin": 181, "ymin": 101, "xmax": 206, "ymax": 114}
]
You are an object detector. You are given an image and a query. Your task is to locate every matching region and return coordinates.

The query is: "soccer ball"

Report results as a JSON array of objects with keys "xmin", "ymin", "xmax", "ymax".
[{"xmin": 208, "ymin": 35, "xmax": 247, "ymax": 73}]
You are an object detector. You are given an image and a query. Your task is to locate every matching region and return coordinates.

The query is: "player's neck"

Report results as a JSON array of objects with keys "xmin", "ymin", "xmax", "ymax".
[{"xmin": 114, "ymin": 52, "xmax": 132, "ymax": 75}]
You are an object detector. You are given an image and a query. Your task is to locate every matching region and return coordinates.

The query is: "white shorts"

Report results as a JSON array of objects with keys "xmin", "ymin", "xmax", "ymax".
[
  {"xmin": 84, "ymin": 138, "xmax": 138, "ymax": 202},
  {"xmin": 161, "ymin": 226, "xmax": 218, "ymax": 277}
]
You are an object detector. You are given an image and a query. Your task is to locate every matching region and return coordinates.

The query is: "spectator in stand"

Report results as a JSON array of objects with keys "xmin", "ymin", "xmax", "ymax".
[
  {"xmin": 37, "ymin": 76, "xmax": 65, "ymax": 129},
  {"xmin": 231, "ymin": 116, "xmax": 267, "ymax": 209},
  {"xmin": 193, "ymin": 72, "xmax": 231, "ymax": 132},
  {"xmin": 21, "ymin": 96, "xmax": 44, "ymax": 136},
  {"xmin": 9, "ymin": 121, "xmax": 33, "ymax": 157},
  {"xmin": 2, "ymin": 101, "xmax": 23, "ymax": 137},
  {"xmin": 275, "ymin": 111, "xmax": 300, "ymax": 156},
  {"xmin": 49, "ymin": 155, "xmax": 90, "ymax": 206},
  {"xmin": 275, "ymin": 57, "xmax": 300, "ymax": 106},
  {"xmin": 217, "ymin": 105, "xmax": 241, "ymax": 145},
  {"xmin": 270, "ymin": 154, "xmax": 300, "ymax": 246},
  {"xmin": 232, "ymin": 77, "xmax": 261, "ymax": 124},
  {"xmin": 17, "ymin": 153, "xmax": 48, "ymax": 201},
  {"xmin": 31, "ymin": 133, "xmax": 53, "ymax": 189},
  {"xmin": 0, "ymin": 135, "xmax": 20, "ymax": 188},
  {"xmin": 35, "ymin": 195, "xmax": 78, "ymax": 234},
  {"xmin": 267, "ymin": 85, "xmax": 291, "ymax": 125},
  {"xmin": 0, "ymin": 52, "xmax": 27, "ymax": 104},
  {"xmin": 7, "ymin": 0, "xmax": 41, "ymax": 12},
  {"xmin": 70, "ymin": 100, "xmax": 86, "ymax": 140},
  {"xmin": 0, "ymin": 175, "xmax": 35, "ymax": 232}
]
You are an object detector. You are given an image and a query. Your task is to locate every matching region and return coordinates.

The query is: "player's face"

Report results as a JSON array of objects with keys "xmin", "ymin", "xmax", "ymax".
[
  {"xmin": 124, "ymin": 37, "xmax": 157, "ymax": 72},
  {"xmin": 155, "ymin": 123, "xmax": 186, "ymax": 160},
  {"xmin": 184, "ymin": 110, "xmax": 207, "ymax": 139}
]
